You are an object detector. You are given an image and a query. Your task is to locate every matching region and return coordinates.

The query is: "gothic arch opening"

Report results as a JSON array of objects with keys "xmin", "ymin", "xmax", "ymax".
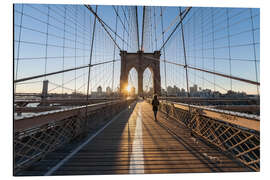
[
  {"xmin": 120, "ymin": 51, "xmax": 161, "ymax": 96},
  {"xmin": 127, "ymin": 67, "xmax": 138, "ymax": 96},
  {"xmin": 143, "ymin": 67, "xmax": 154, "ymax": 97}
]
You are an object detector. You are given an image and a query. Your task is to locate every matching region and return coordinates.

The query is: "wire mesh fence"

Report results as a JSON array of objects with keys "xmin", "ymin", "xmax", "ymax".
[{"xmin": 159, "ymin": 101, "xmax": 259, "ymax": 171}]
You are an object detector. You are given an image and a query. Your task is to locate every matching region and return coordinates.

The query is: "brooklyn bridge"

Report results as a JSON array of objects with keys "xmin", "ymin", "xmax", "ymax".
[{"xmin": 13, "ymin": 4, "xmax": 260, "ymax": 175}]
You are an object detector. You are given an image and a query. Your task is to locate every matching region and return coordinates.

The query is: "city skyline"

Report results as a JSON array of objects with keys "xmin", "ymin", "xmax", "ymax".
[{"xmin": 17, "ymin": 81, "xmax": 257, "ymax": 97}]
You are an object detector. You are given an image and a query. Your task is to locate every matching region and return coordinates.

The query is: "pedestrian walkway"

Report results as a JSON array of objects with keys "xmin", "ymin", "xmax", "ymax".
[{"xmin": 22, "ymin": 101, "xmax": 249, "ymax": 175}]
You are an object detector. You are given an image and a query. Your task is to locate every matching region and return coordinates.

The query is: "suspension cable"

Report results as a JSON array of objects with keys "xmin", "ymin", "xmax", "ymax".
[
  {"xmin": 87, "ymin": 5, "xmax": 98, "ymax": 101},
  {"xmin": 84, "ymin": 5, "xmax": 122, "ymax": 50},
  {"xmin": 121, "ymin": 7, "xmax": 126, "ymax": 50},
  {"xmin": 141, "ymin": 6, "xmax": 146, "ymax": 51},
  {"xmin": 44, "ymin": 5, "xmax": 50, "ymax": 79},
  {"xmin": 74, "ymin": 5, "xmax": 78, "ymax": 94},
  {"xmin": 49, "ymin": 71, "xmax": 88, "ymax": 93},
  {"xmin": 142, "ymin": 55, "xmax": 260, "ymax": 86},
  {"xmin": 192, "ymin": 9, "xmax": 197, "ymax": 85},
  {"xmin": 15, "ymin": 4, "xmax": 24, "ymax": 93},
  {"xmin": 201, "ymin": 8, "xmax": 205, "ymax": 89},
  {"xmin": 149, "ymin": 7, "xmax": 154, "ymax": 52},
  {"xmin": 211, "ymin": 8, "xmax": 216, "ymax": 92},
  {"xmin": 249, "ymin": 8, "xmax": 260, "ymax": 96},
  {"xmin": 179, "ymin": 7, "xmax": 190, "ymax": 99},
  {"xmin": 62, "ymin": 6, "xmax": 66, "ymax": 95},
  {"xmin": 14, "ymin": 59, "xmax": 119, "ymax": 84},
  {"xmin": 226, "ymin": 8, "xmax": 233, "ymax": 90},
  {"xmin": 135, "ymin": 6, "xmax": 140, "ymax": 51},
  {"xmin": 112, "ymin": 6, "xmax": 129, "ymax": 35},
  {"xmin": 159, "ymin": 7, "xmax": 191, "ymax": 51},
  {"xmin": 160, "ymin": 7, "xmax": 168, "ymax": 97},
  {"xmin": 154, "ymin": 7, "xmax": 158, "ymax": 50},
  {"xmin": 112, "ymin": 6, "xmax": 119, "ymax": 94},
  {"xmin": 83, "ymin": 7, "xmax": 86, "ymax": 94}
]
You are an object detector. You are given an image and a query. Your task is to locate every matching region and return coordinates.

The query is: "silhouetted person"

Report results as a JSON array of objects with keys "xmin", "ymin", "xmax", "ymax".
[{"xmin": 152, "ymin": 95, "xmax": 160, "ymax": 121}]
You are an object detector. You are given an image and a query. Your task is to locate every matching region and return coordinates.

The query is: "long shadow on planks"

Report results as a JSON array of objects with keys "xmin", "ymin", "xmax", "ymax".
[
  {"xmin": 50, "ymin": 101, "xmax": 138, "ymax": 175},
  {"xmin": 17, "ymin": 101, "xmax": 138, "ymax": 176}
]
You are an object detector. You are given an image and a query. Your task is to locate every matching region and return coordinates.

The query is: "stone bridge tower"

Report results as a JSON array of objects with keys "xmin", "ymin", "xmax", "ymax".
[{"xmin": 120, "ymin": 50, "xmax": 161, "ymax": 96}]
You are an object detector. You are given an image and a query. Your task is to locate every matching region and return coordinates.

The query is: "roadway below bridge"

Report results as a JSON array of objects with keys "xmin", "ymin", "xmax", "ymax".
[{"xmin": 18, "ymin": 100, "xmax": 249, "ymax": 175}]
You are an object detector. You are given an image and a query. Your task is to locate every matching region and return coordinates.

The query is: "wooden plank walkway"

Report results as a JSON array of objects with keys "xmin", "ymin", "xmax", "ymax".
[{"xmin": 20, "ymin": 101, "xmax": 249, "ymax": 175}]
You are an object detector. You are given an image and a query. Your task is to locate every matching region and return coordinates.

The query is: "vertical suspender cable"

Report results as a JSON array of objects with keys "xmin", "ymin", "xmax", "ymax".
[
  {"xmin": 179, "ymin": 7, "xmax": 197, "ymax": 132},
  {"xmin": 249, "ymin": 8, "xmax": 259, "ymax": 96},
  {"xmin": 86, "ymin": 6, "xmax": 98, "ymax": 102},
  {"xmin": 127, "ymin": 7, "xmax": 131, "ymax": 51},
  {"xmin": 141, "ymin": 6, "xmax": 146, "ymax": 51},
  {"xmin": 74, "ymin": 6, "xmax": 78, "ymax": 94},
  {"xmin": 135, "ymin": 6, "xmax": 140, "ymax": 51},
  {"xmin": 102, "ymin": 25, "xmax": 105, "ymax": 91},
  {"xmin": 44, "ymin": 5, "xmax": 50, "ymax": 79},
  {"xmin": 154, "ymin": 7, "xmax": 158, "ymax": 51},
  {"xmin": 15, "ymin": 4, "xmax": 24, "ymax": 93},
  {"xmin": 179, "ymin": 7, "xmax": 192, "ymax": 127},
  {"xmin": 121, "ymin": 7, "xmax": 126, "ymax": 50},
  {"xmin": 193, "ymin": 9, "xmax": 196, "ymax": 85},
  {"xmin": 121, "ymin": 7, "xmax": 130, "ymax": 49},
  {"xmin": 149, "ymin": 7, "xmax": 153, "ymax": 52},
  {"xmin": 226, "ymin": 8, "xmax": 233, "ymax": 91},
  {"xmin": 201, "ymin": 8, "xmax": 205, "ymax": 90},
  {"xmin": 160, "ymin": 7, "xmax": 168, "ymax": 98},
  {"xmin": 83, "ymin": 7, "xmax": 86, "ymax": 94},
  {"xmin": 62, "ymin": 6, "xmax": 66, "ymax": 96},
  {"xmin": 112, "ymin": 6, "xmax": 119, "ymax": 95},
  {"xmin": 179, "ymin": 7, "xmax": 190, "ymax": 100},
  {"xmin": 126, "ymin": 7, "xmax": 131, "ymax": 51},
  {"xmin": 211, "ymin": 8, "xmax": 216, "ymax": 92},
  {"xmin": 126, "ymin": 7, "xmax": 130, "ymax": 51}
]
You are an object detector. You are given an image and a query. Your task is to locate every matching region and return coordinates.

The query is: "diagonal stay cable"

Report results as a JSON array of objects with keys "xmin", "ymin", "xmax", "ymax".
[
  {"xmin": 188, "ymin": 66, "xmax": 260, "ymax": 86},
  {"xmin": 156, "ymin": 12, "xmax": 183, "ymax": 43},
  {"xmin": 14, "ymin": 59, "xmax": 120, "ymax": 83},
  {"xmin": 159, "ymin": 7, "xmax": 192, "ymax": 51},
  {"xmin": 48, "ymin": 71, "xmax": 88, "ymax": 93},
  {"xmin": 188, "ymin": 69, "xmax": 229, "ymax": 92},
  {"xmin": 49, "ymin": 81, "xmax": 76, "ymax": 93},
  {"xmin": 16, "ymin": 81, "xmax": 43, "ymax": 86},
  {"xmin": 84, "ymin": 5, "xmax": 126, "ymax": 50},
  {"xmin": 86, "ymin": 5, "xmax": 97, "ymax": 102},
  {"xmin": 121, "ymin": 6, "xmax": 130, "ymax": 28},
  {"xmin": 142, "ymin": 55, "xmax": 260, "ymax": 86},
  {"xmin": 112, "ymin": 5, "xmax": 129, "ymax": 35}
]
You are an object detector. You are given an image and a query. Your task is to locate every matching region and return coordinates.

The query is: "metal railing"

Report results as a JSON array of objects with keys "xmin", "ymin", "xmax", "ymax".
[
  {"xmin": 14, "ymin": 99, "xmax": 134, "ymax": 173},
  {"xmin": 156, "ymin": 100, "xmax": 260, "ymax": 171}
]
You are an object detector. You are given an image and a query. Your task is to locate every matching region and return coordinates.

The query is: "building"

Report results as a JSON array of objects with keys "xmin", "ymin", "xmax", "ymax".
[
  {"xmin": 97, "ymin": 86, "xmax": 102, "ymax": 95},
  {"xmin": 106, "ymin": 87, "xmax": 112, "ymax": 95},
  {"xmin": 190, "ymin": 84, "xmax": 198, "ymax": 95}
]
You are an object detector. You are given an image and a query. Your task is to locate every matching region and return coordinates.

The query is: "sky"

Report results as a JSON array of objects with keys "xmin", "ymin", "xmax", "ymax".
[{"xmin": 13, "ymin": 4, "xmax": 260, "ymax": 95}]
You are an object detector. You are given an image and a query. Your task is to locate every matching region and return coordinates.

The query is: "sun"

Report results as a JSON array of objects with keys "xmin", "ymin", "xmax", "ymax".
[{"xmin": 126, "ymin": 85, "xmax": 132, "ymax": 92}]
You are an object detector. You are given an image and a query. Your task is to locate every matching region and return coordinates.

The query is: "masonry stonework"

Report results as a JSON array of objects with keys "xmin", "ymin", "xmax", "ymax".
[{"xmin": 120, "ymin": 50, "xmax": 161, "ymax": 96}]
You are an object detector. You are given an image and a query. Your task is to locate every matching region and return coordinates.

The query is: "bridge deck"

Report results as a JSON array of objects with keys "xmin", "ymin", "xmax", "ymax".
[{"xmin": 20, "ymin": 101, "xmax": 249, "ymax": 175}]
